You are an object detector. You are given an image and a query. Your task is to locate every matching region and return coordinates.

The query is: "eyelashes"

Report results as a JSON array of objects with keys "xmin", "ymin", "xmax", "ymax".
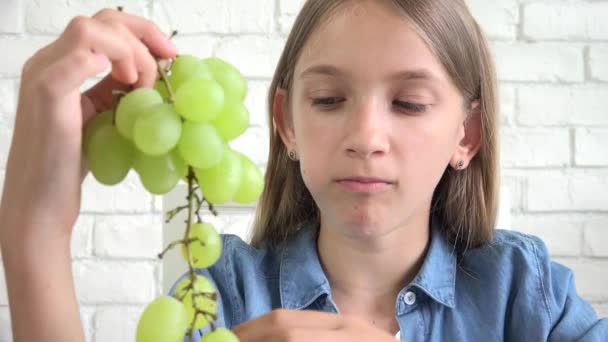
[{"xmin": 310, "ymin": 97, "xmax": 429, "ymax": 114}]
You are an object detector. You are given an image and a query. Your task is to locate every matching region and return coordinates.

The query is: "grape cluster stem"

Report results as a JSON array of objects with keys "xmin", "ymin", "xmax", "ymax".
[{"xmin": 151, "ymin": 55, "xmax": 221, "ymax": 339}]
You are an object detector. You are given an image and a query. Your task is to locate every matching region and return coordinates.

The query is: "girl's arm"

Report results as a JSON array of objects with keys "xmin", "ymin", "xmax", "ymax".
[{"xmin": 0, "ymin": 8, "xmax": 177, "ymax": 341}]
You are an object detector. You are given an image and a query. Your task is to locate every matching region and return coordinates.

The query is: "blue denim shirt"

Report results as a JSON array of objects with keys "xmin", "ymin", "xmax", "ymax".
[{"xmin": 170, "ymin": 217, "xmax": 608, "ymax": 341}]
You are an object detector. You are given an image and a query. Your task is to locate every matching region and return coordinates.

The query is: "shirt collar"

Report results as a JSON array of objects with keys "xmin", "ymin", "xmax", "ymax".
[
  {"xmin": 278, "ymin": 215, "xmax": 457, "ymax": 310},
  {"xmin": 279, "ymin": 220, "xmax": 331, "ymax": 310},
  {"xmin": 409, "ymin": 214, "xmax": 457, "ymax": 308}
]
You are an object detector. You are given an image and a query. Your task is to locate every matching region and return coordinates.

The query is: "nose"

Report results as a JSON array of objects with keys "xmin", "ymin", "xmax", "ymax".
[{"xmin": 344, "ymin": 98, "xmax": 390, "ymax": 159}]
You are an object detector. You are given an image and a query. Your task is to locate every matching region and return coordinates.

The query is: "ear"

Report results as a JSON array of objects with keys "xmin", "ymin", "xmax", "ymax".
[
  {"xmin": 272, "ymin": 88, "xmax": 297, "ymax": 151},
  {"xmin": 450, "ymin": 100, "xmax": 483, "ymax": 170}
]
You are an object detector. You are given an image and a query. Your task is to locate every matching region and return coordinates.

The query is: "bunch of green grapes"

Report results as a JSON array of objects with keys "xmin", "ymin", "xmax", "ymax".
[{"xmin": 83, "ymin": 55, "xmax": 263, "ymax": 342}]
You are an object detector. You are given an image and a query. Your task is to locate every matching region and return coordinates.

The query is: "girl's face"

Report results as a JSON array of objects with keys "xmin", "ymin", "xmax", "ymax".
[{"xmin": 277, "ymin": 1, "xmax": 478, "ymax": 238}]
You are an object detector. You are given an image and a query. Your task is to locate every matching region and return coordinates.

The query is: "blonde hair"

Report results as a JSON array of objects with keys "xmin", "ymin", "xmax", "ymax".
[{"xmin": 250, "ymin": 0, "xmax": 500, "ymax": 254}]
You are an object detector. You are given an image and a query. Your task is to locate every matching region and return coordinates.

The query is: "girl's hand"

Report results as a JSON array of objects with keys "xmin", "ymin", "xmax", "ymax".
[
  {"xmin": 233, "ymin": 309, "xmax": 400, "ymax": 342},
  {"xmin": 0, "ymin": 8, "xmax": 177, "ymax": 243}
]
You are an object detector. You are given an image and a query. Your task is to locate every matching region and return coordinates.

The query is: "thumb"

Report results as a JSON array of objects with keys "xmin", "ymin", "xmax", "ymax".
[{"xmin": 81, "ymin": 73, "xmax": 133, "ymax": 124}]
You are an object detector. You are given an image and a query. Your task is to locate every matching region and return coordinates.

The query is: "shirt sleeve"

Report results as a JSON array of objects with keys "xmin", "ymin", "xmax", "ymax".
[{"xmin": 532, "ymin": 240, "xmax": 608, "ymax": 341}]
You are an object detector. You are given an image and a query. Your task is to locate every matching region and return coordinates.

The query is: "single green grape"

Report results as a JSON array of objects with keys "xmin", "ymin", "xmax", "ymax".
[
  {"xmin": 211, "ymin": 102, "xmax": 250, "ymax": 142},
  {"xmin": 232, "ymin": 153, "xmax": 264, "ymax": 204},
  {"xmin": 203, "ymin": 57, "xmax": 247, "ymax": 102},
  {"xmin": 195, "ymin": 148, "xmax": 242, "ymax": 205},
  {"xmin": 133, "ymin": 103, "xmax": 182, "ymax": 156},
  {"xmin": 83, "ymin": 110, "xmax": 113, "ymax": 151},
  {"xmin": 174, "ymin": 78, "xmax": 225, "ymax": 122},
  {"xmin": 200, "ymin": 328, "xmax": 239, "ymax": 342},
  {"xmin": 115, "ymin": 88, "xmax": 163, "ymax": 140},
  {"xmin": 178, "ymin": 122, "xmax": 225, "ymax": 169},
  {"xmin": 85, "ymin": 120, "xmax": 134, "ymax": 185},
  {"xmin": 181, "ymin": 222, "xmax": 222, "ymax": 269},
  {"xmin": 169, "ymin": 54, "xmax": 214, "ymax": 92},
  {"xmin": 136, "ymin": 296, "xmax": 189, "ymax": 342},
  {"xmin": 175, "ymin": 275, "xmax": 218, "ymax": 330},
  {"xmin": 133, "ymin": 150, "xmax": 187, "ymax": 195}
]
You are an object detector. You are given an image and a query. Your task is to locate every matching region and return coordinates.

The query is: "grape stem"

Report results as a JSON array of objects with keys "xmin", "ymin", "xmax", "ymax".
[
  {"xmin": 157, "ymin": 59, "xmax": 176, "ymax": 103},
  {"xmin": 203, "ymin": 197, "xmax": 219, "ymax": 217},
  {"xmin": 183, "ymin": 166, "xmax": 218, "ymax": 340}
]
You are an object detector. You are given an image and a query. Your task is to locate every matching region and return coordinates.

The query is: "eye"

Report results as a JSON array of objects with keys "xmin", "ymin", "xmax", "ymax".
[
  {"xmin": 311, "ymin": 97, "xmax": 345, "ymax": 107},
  {"xmin": 393, "ymin": 100, "xmax": 428, "ymax": 114}
]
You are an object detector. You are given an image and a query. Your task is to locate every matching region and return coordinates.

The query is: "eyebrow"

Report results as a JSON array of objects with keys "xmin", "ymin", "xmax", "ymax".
[{"xmin": 298, "ymin": 64, "xmax": 440, "ymax": 83}]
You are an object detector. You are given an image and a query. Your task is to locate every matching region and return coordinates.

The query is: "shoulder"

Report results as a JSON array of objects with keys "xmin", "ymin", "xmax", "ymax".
[
  {"xmin": 459, "ymin": 230, "xmax": 577, "ymax": 324},
  {"xmin": 211, "ymin": 233, "xmax": 282, "ymax": 281},
  {"xmin": 462, "ymin": 229, "xmax": 554, "ymax": 273}
]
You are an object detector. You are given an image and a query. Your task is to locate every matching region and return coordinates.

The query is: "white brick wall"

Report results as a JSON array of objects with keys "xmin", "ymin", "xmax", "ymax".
[{"xmin": 0, "ymin": 0, "xmax": 606, "ymax": 341}]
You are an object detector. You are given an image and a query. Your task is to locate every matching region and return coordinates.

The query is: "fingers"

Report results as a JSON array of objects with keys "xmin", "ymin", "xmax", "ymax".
[
  {"xmin": 233, "ymin": 309, "xmax": 346, "ymax": 341},
  {"xmin": 92, "ymin": 8, "xmax": 177, "ymax": 59},
  {"xmin": 25, "ymin": 8, "xmax": 177, "ymax": 100},
  {"xmin": 58, "ymin": 16, "xmax": 139, "ymax": 84}
]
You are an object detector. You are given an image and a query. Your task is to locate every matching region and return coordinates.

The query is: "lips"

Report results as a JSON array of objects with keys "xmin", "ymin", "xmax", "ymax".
[{"xmin": 335, "ymin": 176, "xmax": 395, "ymax": 193}]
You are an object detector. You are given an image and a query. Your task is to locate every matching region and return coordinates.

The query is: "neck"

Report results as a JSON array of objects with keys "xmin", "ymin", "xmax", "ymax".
[{"xmin": 317, "ymin": 211, "xmax": 431, "ymax": 316}]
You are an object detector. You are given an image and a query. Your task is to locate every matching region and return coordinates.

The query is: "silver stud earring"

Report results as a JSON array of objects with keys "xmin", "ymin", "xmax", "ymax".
[
  {"xmin": 456, "ymin": 160, "xmax": 465, "ymax": 170},
  {"xmin": 288, "ymin": 149, "xmax": 298, "ymax": 161}
]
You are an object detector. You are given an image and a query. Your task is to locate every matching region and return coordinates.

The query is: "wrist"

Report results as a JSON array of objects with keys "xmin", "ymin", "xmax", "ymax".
[{"xmin": 0, "ymin": 212, "xmax": 72, "ymax": 260}]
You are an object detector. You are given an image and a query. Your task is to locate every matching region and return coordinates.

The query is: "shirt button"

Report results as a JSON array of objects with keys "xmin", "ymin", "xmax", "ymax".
[{"xmin": 403, "ymin": 291, "xmax": 416, "ymax": 305}]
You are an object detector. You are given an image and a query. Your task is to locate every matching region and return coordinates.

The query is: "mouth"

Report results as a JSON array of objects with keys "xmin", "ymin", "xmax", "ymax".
[{"xmin": 334, "ymin": 176, "xmax": 395, "ymax": 193}]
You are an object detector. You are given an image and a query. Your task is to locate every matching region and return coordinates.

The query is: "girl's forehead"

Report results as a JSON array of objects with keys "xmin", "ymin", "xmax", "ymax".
[{"xmin": 294, "ymin": 1, "xmax": 447, "ymax": 81}]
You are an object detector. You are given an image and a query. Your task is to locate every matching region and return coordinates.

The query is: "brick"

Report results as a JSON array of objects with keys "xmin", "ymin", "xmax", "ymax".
[
  {"xmin": 499, "ymin": 85, "xmax": 516, "ymax": 127},
  {"xmin": 512, "ymin": 214, "xmax": 583, "ymax": 257},
  {"xmin": 80, "ymin": 306, "xmax": 95, "ymax": 342},
  {"xmin": 0, "ymin": 264, "xmax": 6, "ymax": 305},
  {"xmin": 518, "ymin": 86, "xmax": 608, "ymax": 126},
  {"xmin": 466, "ymin": 0, "xmax": 519, "ymax": 40},
  {"xmin": 575, "ymin": 128, "xmax": 608, "ymax": 166},
  {"xmin": 583, "ymin": 217, "xmax": 608, "ymax": 258},
  {"xmin": 71, "ymin": 215, "xmax": 94, "ymax": 258},
  {"xmin": 501, "ymin": 172, "xmax": 524, "ymax": 212},
  {"xmin": 526, "ymin": 171, "xmax": 608, "ymax": 212},
  {"xmin": 73, "ymin": 260, "xmax": 157, "ymax": 304},
  {"xmin": 229, "ymin": 126, "xmax": 270, "ymax": 166},
  {"xmin": 280, "ymin": 0, "xmax": 305, "ymax": 16},
  {"xmin": 94, "ymin": 306, "xmax": 144, "ymax": 342},
  {"xmin": 0, "ymin": 37, "xmax": 54, "ymax": 77},
  {"xmin": 501, "ymin": 128, "xmax": 570, "ymax": 168},
  {"xmin": 555, "ymin": 258, "xmax": 608, "ymax": 302},
  {"xmin": 171, "ymin": 35, "xmax": 215, "ymax": 58},
  {"xmin": 245, "ymin": 80, "xmax": 271, "ymax": 128},
  {"xmin": 492, "ymin": 43, "xmax": 583, "ymax": 82},
  {"xmin": 0, "ymin": 0, "xmax": 23, "ymax": 34},
  {"xmin": 0, "ymin": 81, "xmax": 17, "ymax": 121},
  {"xmin": 81, "ymin": 171, "xmax": 153, "ymax": 213},
  {"xmin": 94, "ymin": 214, "xmax": 163, "ymax": 259},
  {"xmin": 0, "ymin": 306, "xmax": 12, "ymax": 342},
  {"xmin": 279, "ymin": 16, "xmax": 297, "ymax": 36},
  {"xmin": 25, "ymin": 0, "xmax": 146, "ymax": 34},
  {"xmin": 496, "ymin": 185, "xmax": 513, "ymax": 230},
  {"xmin": 206, "ymin": 211, "xmax": 255, "ymax": 239},
  {"xmin": 523, "ymin": 3, "xmax": 608, "ymax": 41},
  {"xmin": 152, "ymin": 0, "xmax": 274, "ymax": 34},
  {"xmin": 215, "ymin": 36, "xmax": 286, "ymax": 78},
  {"xmin": 590, "ymin": 46, "xmax": 608, "ymax": 82},
  {"xmin": 0, "ymin": 124, "xmax": 13, "ymax": 171}
]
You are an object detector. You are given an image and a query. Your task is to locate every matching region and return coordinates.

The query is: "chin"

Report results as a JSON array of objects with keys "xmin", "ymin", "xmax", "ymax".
[{"xmin": 341, "ymin": 212, "xmax": 388, "ymax": 239}]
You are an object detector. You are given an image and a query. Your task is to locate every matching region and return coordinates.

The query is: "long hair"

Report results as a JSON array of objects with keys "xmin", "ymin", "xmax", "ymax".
[{"xmin": 249, "ymin": 0, "xmax": 500, "ymax": 254}]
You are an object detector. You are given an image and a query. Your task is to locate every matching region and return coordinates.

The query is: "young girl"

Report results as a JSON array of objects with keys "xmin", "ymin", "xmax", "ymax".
[{"xmin": 0, "ymin": 0, "xmax": 606, "ymax": 341}]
